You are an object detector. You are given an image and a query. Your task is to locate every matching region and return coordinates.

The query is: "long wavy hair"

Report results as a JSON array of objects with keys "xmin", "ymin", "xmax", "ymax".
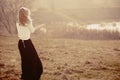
[{"xmin": 18, "ymin": 7, "xmax": 32, "ymax": 26}]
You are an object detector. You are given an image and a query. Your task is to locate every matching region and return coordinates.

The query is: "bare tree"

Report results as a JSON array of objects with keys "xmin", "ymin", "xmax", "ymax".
[{"xmin": 0, "ymin": 0, "xmax": 33, "ymax": 35}]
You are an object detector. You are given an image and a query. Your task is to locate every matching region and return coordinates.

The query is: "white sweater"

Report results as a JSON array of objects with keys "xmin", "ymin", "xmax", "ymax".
[{"xmin": 16, "ymin": 22, "xmax": 35, "ymax": 40}]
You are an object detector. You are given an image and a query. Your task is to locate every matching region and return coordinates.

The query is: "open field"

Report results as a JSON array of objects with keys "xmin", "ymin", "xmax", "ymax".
[{"xmin": 0, "ymin": 36, "xmax": 120, "ymax": 80}]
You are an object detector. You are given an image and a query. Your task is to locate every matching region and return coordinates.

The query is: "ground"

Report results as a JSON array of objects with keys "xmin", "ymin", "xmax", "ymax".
[{"xmin": 0, "ymin": 35, "xmax": 120, "ymax": 80}]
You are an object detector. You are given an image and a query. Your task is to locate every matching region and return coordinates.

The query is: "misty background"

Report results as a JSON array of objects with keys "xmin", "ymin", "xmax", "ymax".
[{"xmin": 0, "ymin": 0, "xmax": 120, "ymax": 40}]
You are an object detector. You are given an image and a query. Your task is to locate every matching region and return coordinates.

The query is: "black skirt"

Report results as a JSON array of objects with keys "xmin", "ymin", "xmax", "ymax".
[{"xmin": 18, "ymin": 39, "xmax": 43, "ymax": 80}]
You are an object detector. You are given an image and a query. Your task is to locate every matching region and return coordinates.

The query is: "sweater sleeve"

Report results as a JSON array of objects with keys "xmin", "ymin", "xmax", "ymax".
[
  {"xmin": 16, "ymin": 23, "xmax": 19, "ymax": 33},
  {"xmin": 28, "ymin": 22, "xmax": 35, "ymax": 33}
]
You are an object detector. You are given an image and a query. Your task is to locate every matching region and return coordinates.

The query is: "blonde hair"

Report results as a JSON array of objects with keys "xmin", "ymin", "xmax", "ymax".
[{"xmin": 18, "ymin": 7, "xmax": 32, "ymax": 26}]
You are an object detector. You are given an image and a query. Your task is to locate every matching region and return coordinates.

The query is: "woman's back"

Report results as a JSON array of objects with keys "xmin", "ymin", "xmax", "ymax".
[{"xmin": 16, "ymin": 22, "xmax": 35, "ymax": 40}]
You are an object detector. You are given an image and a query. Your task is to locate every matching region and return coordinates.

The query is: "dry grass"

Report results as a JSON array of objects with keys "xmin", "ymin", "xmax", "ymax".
[{"xmin": 0, "ymin": 36, "xmax": 120, "ymax": 80}]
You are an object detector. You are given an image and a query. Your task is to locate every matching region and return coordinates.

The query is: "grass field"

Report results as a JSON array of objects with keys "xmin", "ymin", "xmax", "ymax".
[{"xmin": 0, "ymin": 35, "xmax": 120, "ymax": 80}]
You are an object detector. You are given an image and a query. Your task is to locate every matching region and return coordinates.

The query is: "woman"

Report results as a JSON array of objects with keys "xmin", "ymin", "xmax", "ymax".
[{"xmin": 16, "ymin": 7, "xmax": 43, "ymax": 80}]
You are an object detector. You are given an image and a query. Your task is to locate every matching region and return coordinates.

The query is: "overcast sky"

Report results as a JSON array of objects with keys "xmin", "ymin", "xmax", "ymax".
[{"xmin": 32, "ymin": 0, "xmax": 120, "ymax": 10}]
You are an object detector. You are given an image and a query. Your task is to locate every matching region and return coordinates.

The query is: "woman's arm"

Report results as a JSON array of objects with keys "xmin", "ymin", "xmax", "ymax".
[
  {"xmin": 28, "ymin": 22, "xmax": 35, "ymax": 33},
  {"xmin": 34, "ymin": 24, "xmax": 45, "ymax": 31},
  {"xmin": 29, "ymin": 23, "xmax": 45, "ymax": 33}
]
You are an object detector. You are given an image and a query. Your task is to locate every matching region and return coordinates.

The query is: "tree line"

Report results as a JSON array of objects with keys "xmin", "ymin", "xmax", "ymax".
[{"xmin": 45, "ymin": 23, "xmax": 120, "ymax": 40}]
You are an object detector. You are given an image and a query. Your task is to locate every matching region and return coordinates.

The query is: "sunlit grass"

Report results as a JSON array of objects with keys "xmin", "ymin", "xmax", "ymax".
[{"xmin": 0, "ymin": 36, "xmax": 120, "ymax": 80}]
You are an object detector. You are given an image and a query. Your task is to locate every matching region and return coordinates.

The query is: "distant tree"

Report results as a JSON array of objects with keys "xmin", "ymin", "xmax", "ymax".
[
  {"xmin": 0, "ymin": 0, "xmax": 20, "ymax": 34},
  {"xmin": 0, "ymin": 0, "xmax": 34, "ymax": 35}
]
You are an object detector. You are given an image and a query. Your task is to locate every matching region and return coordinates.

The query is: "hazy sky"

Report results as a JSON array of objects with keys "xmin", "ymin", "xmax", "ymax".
[{"xmin": 32, "ymin": 0, "xmax": 120, "ymax": 10}]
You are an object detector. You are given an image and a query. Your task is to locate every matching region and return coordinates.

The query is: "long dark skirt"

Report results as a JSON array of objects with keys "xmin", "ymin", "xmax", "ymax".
[{"xmin": 18, "ymin": 39, "xmax": 43, "ymax": 80}]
